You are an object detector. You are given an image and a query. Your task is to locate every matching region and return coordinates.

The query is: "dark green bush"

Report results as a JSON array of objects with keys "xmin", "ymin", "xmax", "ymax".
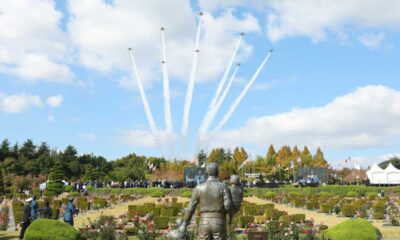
[
  {"xmin": 24, "ymin": 219, "xmax": 80, "ymax": 240},
  {"xmin": 64, "ymin": 185, "xmax": 73, "ymax": 192},
  {"xmin": 160, "ymin": 208, "xmax": 177, "ymax": 217},
  {"xmin": 373, "ymin": 213, "xmax": 384, "ymax": 219},
  {"xmin": 77, "ymin": 197, "xmax": 89, "ymax": 210},
  {"xmin": 320, "ymin": 203, "xmax": 332, "ymax": 213}
]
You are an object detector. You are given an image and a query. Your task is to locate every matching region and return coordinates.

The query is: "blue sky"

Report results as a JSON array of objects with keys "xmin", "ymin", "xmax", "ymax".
[{"xmin": 1, "ymin": 0, "xmax": 400, "ymax": 167}]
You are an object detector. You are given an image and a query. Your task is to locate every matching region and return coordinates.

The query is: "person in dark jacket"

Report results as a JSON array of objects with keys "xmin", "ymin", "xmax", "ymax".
[
  {"xmin": 30, "ymin": 195, "xmax": 38, "ymax": 221},
  {"xmin": 38, "ymin": 200, "xmax": 52, "ymax": 219},
  {"xmin": 19, "ymin": 198, "xmax": 32, "ymax": 240},
  {"xmin": 63, "ymin": 197, "xmax": 78, "ymax": 226}
]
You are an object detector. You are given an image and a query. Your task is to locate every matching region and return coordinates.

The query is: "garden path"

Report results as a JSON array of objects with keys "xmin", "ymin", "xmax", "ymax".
[
  {"xmin": 6, "ymin": 200, "xmax": 15, "ymax": 232},
  {"xmin": 245, "ymin": 197, "xmax": 400, "ymax": 240}
]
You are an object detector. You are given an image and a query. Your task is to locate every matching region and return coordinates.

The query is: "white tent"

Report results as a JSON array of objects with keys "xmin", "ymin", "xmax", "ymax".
[
  {"xmin": 366, "ymin": 163, "xmax": 400, "ymax": 185},
  {"xmin": 385, "ymin": 163, "xmax": 400, "ymax": 184}
]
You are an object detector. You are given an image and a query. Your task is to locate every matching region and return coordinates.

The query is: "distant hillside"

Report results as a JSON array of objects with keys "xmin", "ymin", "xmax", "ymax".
[{"xmin": 379, "ymin": 157, "xmax": 400, "ymax": 169}]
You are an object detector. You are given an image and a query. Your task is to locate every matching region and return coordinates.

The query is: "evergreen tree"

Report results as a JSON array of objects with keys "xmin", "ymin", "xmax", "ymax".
[
  {"xmin": 46, "ymin": 162, "xmax": 65, "ymax": 196},
  {"xmin": 0, "ymin": 139, "xmax": 10, "ymax": 161},
  {"xmin": 20, "ymin": 139, "xmax": 37, "ymax": 159},
  {"xmin": 197, "ymin": 150, "xmax": 207, "ymax": 166}
]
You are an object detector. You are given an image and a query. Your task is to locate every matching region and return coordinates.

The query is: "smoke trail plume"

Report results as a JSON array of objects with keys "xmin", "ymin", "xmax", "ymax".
[
  {"xmin": 198, "ymin": 63, "xmax": 240, "ymax": 134},
  {"xmin": 161, "ymin": 27, "xmax": 173, "ymax": 133},
  {"xmin": 215, "ymin": 49, "xmax": 273, "ymax": 131},
  {"xmin": 181, "ymin": 13, "xmax": 203, "ymax": 136},
  {"xmin": 128, "ymin": 49, "xmax": 158, "ymax": 135}
]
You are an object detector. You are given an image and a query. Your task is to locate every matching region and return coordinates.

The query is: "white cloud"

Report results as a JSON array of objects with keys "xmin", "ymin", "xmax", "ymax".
[
  {"xmin": 209, "ymin": 85, "xmax": 400, "ymax": 150},
  {"xmin": 265, "ymin": 0, "xmax": 400, "ymax": 42},
  {"xmin": 358, "ymin": 32, "xmax": 385, "ymax": 48},
  {"xmin": 0, "ymin": 92, "xmax": 42, "ymax": 113},
  {"xmin": 200, "ymin": 0, "xmax": 400, "ymax": 43},
  {"xmin": 67, "ymin": 0, "xmax": 260, "ymax": 88},
  {"xmin": 46, "ymin": 95, "xmax": 64, "ymax": 107},
  {"xmin": 0, "ymin": 0, "xmax": 73, "ymax": 83},
  {"xmin": 77, "ymin": 133, "xmax": 97, "ymax": 142}
]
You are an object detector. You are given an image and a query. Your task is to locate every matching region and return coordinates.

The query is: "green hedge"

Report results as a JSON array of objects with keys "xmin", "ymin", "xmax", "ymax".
[
  {"xmin": 51, "ymin": 208, "xmax": 60, "ymax": 220},
  {"xmin": 346, "ymin": 191, "xmax": 358, "ymax": 197},
  {"xmin": 279, "ymin": 214, "xmax": 305, "ymax": 224},
  {"xmin": 77, "ymin": 197, "xmax": 89, "ymax": 210},
  {"xmin": 24, "ymin": 219, "xmax": 81, "ymax": 240},
  {"xmin": 322, "ymin": 219, "xmax": 380, "ymax": 240},
  {"xmin": 341, "ymin": 204, "xmax": 356, "ymax": 217},
  {"xmin": 52, "ymin": 200, "xmax": 62, "ymax": 209},
  {"xmin": 12, "ymin": 201, "xmax": 24, "ymax": 225},
  {"xmin": 92, "ymin": 198, "xmax": 107, "ymax": 209},
  {"xmin": 239, "ymin": 216, "xmax": 254, "ymax": 228},
  {"xmin": 265, "ymin": 208, "xmax": 283, "ymax": 220},
  {"xmin": 320, "ymin": 203, "xmax": 332, "ymax": 213},
  {"xmin": 153, "ymin": 216, "xmax": 169, "ymax": 229}
]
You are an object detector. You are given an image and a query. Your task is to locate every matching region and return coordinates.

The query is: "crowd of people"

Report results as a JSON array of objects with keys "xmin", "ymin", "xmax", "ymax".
[{"xmin": 19, "ymin": 196, "xmax": 78, "ymax": 240}]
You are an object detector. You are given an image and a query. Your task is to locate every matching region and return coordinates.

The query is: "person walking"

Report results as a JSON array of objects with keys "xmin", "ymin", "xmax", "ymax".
[
  {"xmin": 30, "ymin": 195, "xmax": 38, "ymax": 221},
  {"xmin": 63, "ymin": 197, "xmax": 78, "ymax": 226},
  {"xmin": 19, "ymin": 198, "xmax": 32, "ymax": 240},
  {"xmin": 38, "ymin": 200, "xmax": 52, "ymax": 219}
]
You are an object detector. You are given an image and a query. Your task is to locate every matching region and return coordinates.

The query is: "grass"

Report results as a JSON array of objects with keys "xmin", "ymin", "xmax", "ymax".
[{"xmin": 0, "ymin": 231, "xmax": 19, "ymax": 240}]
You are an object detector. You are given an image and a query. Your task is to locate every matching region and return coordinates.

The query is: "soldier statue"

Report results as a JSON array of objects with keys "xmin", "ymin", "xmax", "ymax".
[
  {"xmin": 178, "ymin": 163, "xmax": 233, "ymax": 240},
  {"xmin": 228, "ymin": 175, "xmax": 244, "ymax": 224}
]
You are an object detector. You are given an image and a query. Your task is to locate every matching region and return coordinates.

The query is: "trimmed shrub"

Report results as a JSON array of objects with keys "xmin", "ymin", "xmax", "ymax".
[
  {"xmin": 346, "ymin": 191, "xmax": 358, "ymax": 198},
  {"xmin": 52, "ymin": 200, "xmax": 62, "ymax": 209},
  {"xmin": 239, "ymin": 216, "xmax": 254, "ymax": 228},
  {"xmin": 320, "ymin": 203, "xmax": 332, "ymax": 213},
  {"xmin": 50, "ymin": 208, "xmax": 60, "ymax": 220},
  {"xmin": 77, "ymin": 197, "xmax": 89, "ymax": 211},
  {"xmin": 367, "ymin": 192, "xmax": 378, "ymax": 200},
  {"xmin": 265, "ymin": 208, "xmax": 282, "ymax": 220},
  {"xmin": 150, "ymin": 190, "xmax": 165, "ymax": 198},
  {"xmin": 92, "ymin": 198, "xmax": 107, "ymax": 210},
  {"xmin": 263, "ymin": 191, "xmax": 276, "ymax": 200},
  {"xmin": 341, "ymin": 204, "xmax": 356, "ymax": 217},
  {"xmin": 153, "ymin": 216, "xmax": 169, "ymax": 229},
  {"xmin": 372, "ymin": 213, "xmax": 384, "ymax": 219},
  {"xmin": 322, "ymin": 219, "xmax": 380, "ymax": 240},
  {"xmin": 64, "ymin": 185, "xmax": 73, "ymax": 192},
  {"xmin": 12, "ymin": 201, "xmax": 24, "ymax": 225},
  {"xmin": 279, "ymin": 214, "xmax": 305, "ymax": 224},
  {"xmin": 24, "ymin": 219, "xmax": 81, "ymax": 240},
  {"xmin": 68, "ymin": 192, "xmax": 80, "ymax": 198},
  {"xmin": 160, "ymin": 208, "xmax": 177, "ymax": 217}
]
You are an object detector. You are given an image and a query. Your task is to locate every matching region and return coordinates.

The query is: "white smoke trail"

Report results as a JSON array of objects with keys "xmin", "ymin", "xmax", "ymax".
[
  {"xmin": 181, "ymin": 13, "xmax": 203, "ymax": 136},
  {"xmin": 161, "ymin": 27, "xmax": 173, "ymax": 133},
  {"xmin": 214, "ymin": 49, "xmax": 273, "ymax": 131},
  {"xmin": 198, "ymin": 63, "xmax": 240, "ymax": 134},
  {"xmin": 209, "ymin": 34, "xmax": 243, "ymax": 110},
  {"xmin": 128, "ymin": 49, "xmax": 158, "ymax": 135}
]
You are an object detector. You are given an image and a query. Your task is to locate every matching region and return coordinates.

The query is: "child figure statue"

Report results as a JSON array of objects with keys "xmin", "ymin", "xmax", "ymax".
[
  {"xmin": 229, "ymin": 175, "xmax": 244, "ymax": 224},
  {"xmin": 167, "ymin": 219, "xmax": 188, "ymax": 240}
]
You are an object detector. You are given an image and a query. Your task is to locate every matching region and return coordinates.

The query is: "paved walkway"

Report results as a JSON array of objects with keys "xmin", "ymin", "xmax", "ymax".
[{"xmin": 245, "ymin": 197, "xmax": 400, "ymax": 240}]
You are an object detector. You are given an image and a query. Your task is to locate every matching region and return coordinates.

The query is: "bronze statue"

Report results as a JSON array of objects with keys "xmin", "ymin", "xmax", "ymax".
[
  {"xmin": 228, "ymin": 174, "xmax": 243, "ymax": 224},
  {"xmin": 178, "ymin": 163, "xmax": 233, "ymax": 240}
]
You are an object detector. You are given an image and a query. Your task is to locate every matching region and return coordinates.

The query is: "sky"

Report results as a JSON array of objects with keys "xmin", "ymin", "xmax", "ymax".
[{"xmin": 1, "ymin": 0, "xmax": 400, "ymax": 167}]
